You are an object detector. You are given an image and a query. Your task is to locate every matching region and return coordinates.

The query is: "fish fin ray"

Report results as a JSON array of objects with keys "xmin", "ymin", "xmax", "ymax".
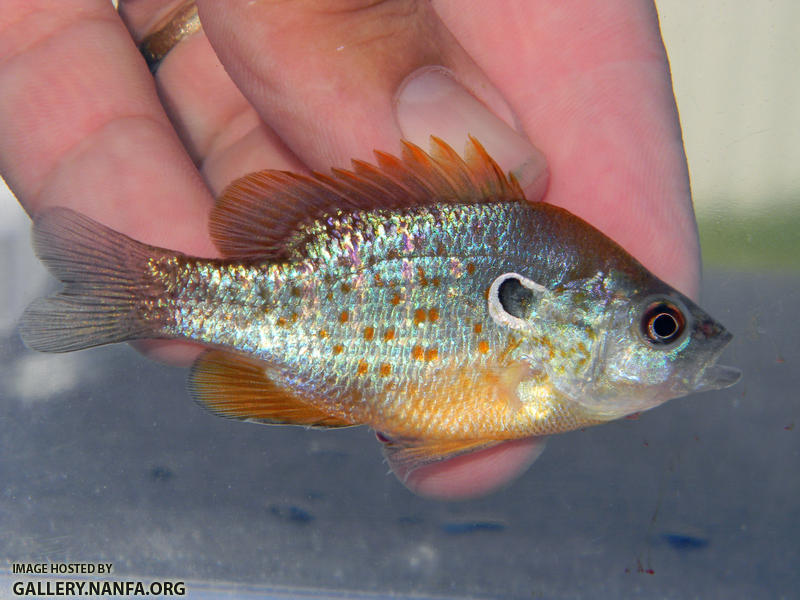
[
  {"xmin": 209, "ymin": 137, "xmax": 525, "ymax": 258},
  {"xmin": 209, "ymin": 171, "xmax": 347, "ymax": 259},
  {"xmin": 462, "ymin": 135, "xmax": 526, "ymax": 200},
  {"xmin": 19, "ymin": 208, "xmax": 162, "ymax": 352},
  {"xmin": 380, "ymin": 435, "xmax": 503, "ymax": 475},
  {"xmin": 189, "ymin": 350, "xmax": 355, "ymax": 428}
]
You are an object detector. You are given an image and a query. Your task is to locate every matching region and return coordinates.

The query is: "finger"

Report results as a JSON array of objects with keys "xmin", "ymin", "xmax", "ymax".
[
  {"xmin": 194, "ymin": 0, "xmax": 547, "ymax": 198},
  {"xmin": 391, "ymin": 438, "xmax": 547, "ymax": 500},
  {"xmin": 119, "ymin": 0, "xmax": 305, "ymax": 193},
  {"xmin": 0, "ymin": 0, "xmax": 215, "ymax": 256},
  {"xmin": 0, "ymin": 1, "xmax": 217, "ymax": 365},
  {"xmin": 432, "ymin": 0, "xmax": 700, "ymax": 297}
]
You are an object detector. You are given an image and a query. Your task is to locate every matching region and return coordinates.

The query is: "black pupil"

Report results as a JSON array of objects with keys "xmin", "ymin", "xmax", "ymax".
[
  {"xmin": 643, "ymin": 301, "xmax": 685, "ymax": 344},
  {"xmin": 652, "ymin": 313, "xmax": 678, "ymax": 339}
]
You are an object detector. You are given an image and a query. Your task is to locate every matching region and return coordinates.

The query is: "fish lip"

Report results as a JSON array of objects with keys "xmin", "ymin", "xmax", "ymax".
[
  {"xmin": 690, "ymin": 317, "xmax": 739, "ymax": 392},
  {"xmin": 693, "ymin": 363, "xmax": 742, "ymax": 392},
  {"xmin": 715, "ymin": 327, "xmax": 733, "ymax": 348}
]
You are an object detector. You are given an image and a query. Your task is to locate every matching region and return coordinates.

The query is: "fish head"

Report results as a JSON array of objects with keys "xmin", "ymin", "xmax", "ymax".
[
  {"xmin": 487, "ymin": 271, "xmax": 739, "ymax": 422},
  {"xmin": 570, "ymin": 283, "xmax": 740, "ymax": 420}
]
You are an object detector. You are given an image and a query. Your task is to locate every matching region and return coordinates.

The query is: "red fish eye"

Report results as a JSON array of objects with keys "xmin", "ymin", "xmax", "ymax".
[{"xmin": 641, "ymin": 301, "xmax": 686, "ymax": 345}]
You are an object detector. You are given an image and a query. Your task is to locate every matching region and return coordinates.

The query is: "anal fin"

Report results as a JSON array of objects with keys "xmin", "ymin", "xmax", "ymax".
[{"xmin": 189, "ymin": 350, "xmax": 354, "ymax": 428}]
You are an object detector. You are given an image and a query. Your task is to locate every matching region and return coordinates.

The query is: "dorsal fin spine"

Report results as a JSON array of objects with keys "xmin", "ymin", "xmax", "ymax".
[
  {"xmin": 210, "ymin": 136, "xmax": 526, "ymax": 259},
  {"xmin": 396, "ymin": 143, "xmax": 459, "ymax": 200}
]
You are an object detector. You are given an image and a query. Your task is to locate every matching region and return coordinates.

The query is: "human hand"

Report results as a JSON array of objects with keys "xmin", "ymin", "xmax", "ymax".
[{"xmin": 0, "ymin": 0, "xmax": 699, "ymax": 500}]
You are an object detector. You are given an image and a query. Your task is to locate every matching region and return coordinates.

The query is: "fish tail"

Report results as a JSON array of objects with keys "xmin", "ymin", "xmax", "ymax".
[{"xmin": 19, "ymin": 207, "xmax": 165, "ymax": 352}]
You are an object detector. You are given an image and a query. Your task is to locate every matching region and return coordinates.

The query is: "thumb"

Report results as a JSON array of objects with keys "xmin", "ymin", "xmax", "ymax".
[{"xmin": 195, "ymin": 0, "xmax": 547, "ymax": 198}]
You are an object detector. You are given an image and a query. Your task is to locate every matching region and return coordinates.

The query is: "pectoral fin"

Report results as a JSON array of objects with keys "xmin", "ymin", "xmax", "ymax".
[{"xmin": 189, "ymin": 350, "xmax": 354, "ymax": 428}]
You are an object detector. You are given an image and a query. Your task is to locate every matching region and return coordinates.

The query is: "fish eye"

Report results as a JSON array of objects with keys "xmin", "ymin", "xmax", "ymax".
[{"xmin": 640, "ymin": 300, "xmax": 686, "ymax": 345}]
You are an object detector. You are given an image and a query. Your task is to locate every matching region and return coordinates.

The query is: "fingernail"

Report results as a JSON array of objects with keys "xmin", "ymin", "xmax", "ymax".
[{"xmin": 395, "ymin": 67, "xmax": 548, "ymax": 199}]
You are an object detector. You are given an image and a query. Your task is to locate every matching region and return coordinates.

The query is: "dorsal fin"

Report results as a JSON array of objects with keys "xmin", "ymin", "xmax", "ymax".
[{"xmin": 209, "ymin": 136, "xmax": 526, "ymax": 259}]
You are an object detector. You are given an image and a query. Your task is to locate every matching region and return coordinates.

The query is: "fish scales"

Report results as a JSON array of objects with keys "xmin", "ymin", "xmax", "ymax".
[
  {"xmin": 19, "ymin": 137, "xmax": 739, "ymax": 471},
  {"xmin": 149, "ymin": 202, "xmax": 564, "ymax": 436}
]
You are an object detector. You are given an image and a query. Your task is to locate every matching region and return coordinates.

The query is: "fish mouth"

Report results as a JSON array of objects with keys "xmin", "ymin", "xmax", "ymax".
[
  {"xmin": 688, "ymin": 311, "xmax": 739, "ymax": 392},
  {"xmin": 693, "ymin": 363, "xmax": 742, "ymax": 392}
]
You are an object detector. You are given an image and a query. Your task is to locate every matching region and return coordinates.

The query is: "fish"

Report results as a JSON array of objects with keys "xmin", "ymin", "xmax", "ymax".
[{"xmin": 18, "ymin": 137, "xmax": 740, "ymax": 473}]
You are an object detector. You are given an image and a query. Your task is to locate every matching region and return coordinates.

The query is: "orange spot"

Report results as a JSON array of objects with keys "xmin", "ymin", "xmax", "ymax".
[
  {"xmin": 424, "ymin": 347, "xmax": 439, "ymax": 362},
  {"xmin": 290, "ymin": 312, "xmax": 299, "ymax": 323},
  {"xmin": 364, "ymin": 326, "xmax": 375, "ymax": 341},
  {"xmin": 412, "ymin": 345, "xmax": 424, "ymax": 360},
  {"xmin": 341, "ymin": 283, "xmax": 351, "ymax": 294},
  {"xmin": 326, "ymin": 292, "xmax": 333, "ymax": 301},
  {"xmin": 432, "ymin": 276, "xmax": 441, "ymax": 287},
  {"xmin": 417, "ymin": 266, "xmax": 429, "ymax": 286},
  {"xmin": 473, "ymin": 322, "xmax": 483, "ymax": 334},
  {"xmin": 379, "ymin": 363, "xmax": 392, "ymax": 377},
  {"xmin": 478, "ymin": 340, "xmax": 490, "ymax": 354},
  {"xmin": 428, "ymin": 308, "xmax": 439, "ymax": 322},
  {"xmin": 290, "ymin": 286, "xmax": 301, "ymax": 298},
  {"xmin": 339, "ymin": 310, "xmax": 349, "ymax": 323},
  {"xmin": 318, "ymin": 329, "xmax": 329, "ymax": 339},
  {"xmin": 373, "ymin": 273, "xmax": 383, "ymax": 287},
  {"xmin": 483, "ymin": 287, "xmax": 490, "ymax": 300},
  {"xmin": 391, "ymin": 293, "xmax": 402, "ymax": 306},
  {"xmin": 466, "ymin": 262, "xmax": 476, "ymax": 275},
  {"xmin": 383, "ymin": 328, "xmax": 396, "ymax": 341},
  {"xmin": 276, "ymin": 317, "xmax": 288, "ymax": 327},
  {"xmin": 414, "ymin": 308, "xmax": 427, "ymax": 325},
  {"xmin": 357, "ymin": 360, "xmax": 368, "ymax": 375},
  {"xmin": 333, "ymin": 344, "xmax": 344, "ymax": 355}
]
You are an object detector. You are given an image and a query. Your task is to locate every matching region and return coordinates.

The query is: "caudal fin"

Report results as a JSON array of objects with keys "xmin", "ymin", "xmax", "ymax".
[{"xmin": 19, "ymin": 208, "xmax": 164, "ymax": 352}]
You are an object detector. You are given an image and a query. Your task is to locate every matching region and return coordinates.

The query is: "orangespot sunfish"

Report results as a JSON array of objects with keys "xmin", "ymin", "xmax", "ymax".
[{"xmin": 19, "ymin": 137, "xmax": 740, "ymax": 472}]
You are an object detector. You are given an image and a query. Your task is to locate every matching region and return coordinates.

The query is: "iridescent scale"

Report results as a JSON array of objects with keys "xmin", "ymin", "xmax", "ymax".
[{"xmin": 150, "ymin": 201, "xmax": 604, "ymax": 438}]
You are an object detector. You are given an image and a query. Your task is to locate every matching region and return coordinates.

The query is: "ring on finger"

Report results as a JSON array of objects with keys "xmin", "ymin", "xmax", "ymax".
[{"xmin": 138, "ymin": 1, "xmax": 202, "ymax": 73}]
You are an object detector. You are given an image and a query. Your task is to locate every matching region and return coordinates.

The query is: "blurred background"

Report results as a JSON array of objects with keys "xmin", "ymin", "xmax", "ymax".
[
  {"xmin": 658, "ymin": 1, "xmax": 800, "ymax": 272},
  {"xmin": 1, "ymin": 2, "xmax": 797, "ymax": 599}
]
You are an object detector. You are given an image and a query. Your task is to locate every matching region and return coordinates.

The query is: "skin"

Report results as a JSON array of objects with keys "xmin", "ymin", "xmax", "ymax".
[{"xmin": 0, "ymin": 0, "xmax": 699, "ymax": 500}]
